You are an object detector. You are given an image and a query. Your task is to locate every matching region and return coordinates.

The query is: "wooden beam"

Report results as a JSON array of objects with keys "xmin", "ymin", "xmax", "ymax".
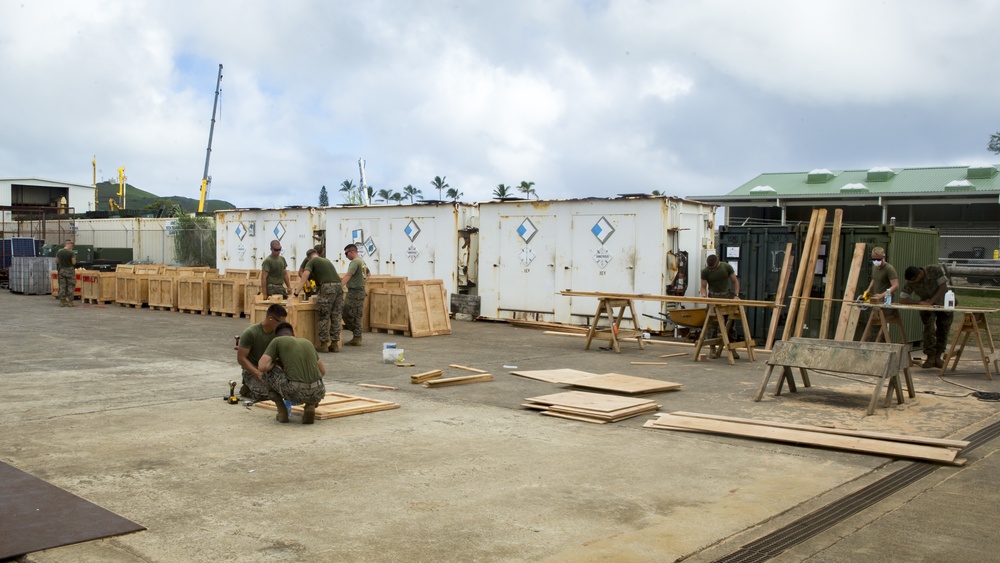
[
  {"xmin": 782, "ymin": 209, "xmax": 819, "ymax": 341},
  {"xmin": 834, "ymin": 242, "xmax": 868, "ymax": 340},
  {"xmin": 449, "ymin": 364, "xmax": 488, "ymax": 374},
  {"xmin": 765, "ymin": 242, "xmax": 795, "ymax": 351},
  {"xmin": 819, "ymin": 209, "xmax": 843, "ymax": 339},
  {"xmin": 423, "ymin": 374, "xmax": 493, "ymax": 387},
  {"xmin": 357, "ymin": 383, "xmax": 399, "ymax": 390},
  {"xmin": 793, "ymin": 208, "xmax": 827, "ymax": 338}
]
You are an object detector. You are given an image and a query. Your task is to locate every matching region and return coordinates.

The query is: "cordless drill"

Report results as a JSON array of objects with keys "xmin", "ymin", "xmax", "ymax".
[{"xmin": 225, "ymin": 380, "xmax": 239, "ymax": 404}]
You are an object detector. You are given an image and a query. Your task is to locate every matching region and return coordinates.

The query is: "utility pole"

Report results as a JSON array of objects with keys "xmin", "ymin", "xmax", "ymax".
[{"xmin": 199, "ymin": 63, "xmax": 223, "ymax": 213}]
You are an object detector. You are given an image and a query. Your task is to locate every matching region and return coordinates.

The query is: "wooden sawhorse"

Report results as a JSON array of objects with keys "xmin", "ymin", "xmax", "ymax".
[
  {"xmin": 692, "ymin": 302, "xmax": 756, "ymax": 364},
  {"xmin": 583, "ymin": 297, "xmax": 646, "ymax": 354},
  {"xmin": 754, "ymin": 339, "xmax": 911, "ymax": 415},
  {"xmin": 941, "ymin": 311, "xmax": 1000, "ymax": 380}
]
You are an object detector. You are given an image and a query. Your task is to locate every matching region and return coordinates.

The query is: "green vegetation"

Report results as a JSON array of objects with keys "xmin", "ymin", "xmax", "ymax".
[
  {"xmin": 952, "ymin": 290, "xmax": 1000, "ymax": 347},
  {"xmin": 172, "ymin": 213, "xmax": 216, "ymax": 268},
  {"xmin": 95, "ymin": 181, "xmax": 234, "ymax": 214}
]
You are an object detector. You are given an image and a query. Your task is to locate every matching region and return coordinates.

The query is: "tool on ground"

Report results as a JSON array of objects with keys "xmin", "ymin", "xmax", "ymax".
[{"xmin": 225, "ymin": 380, "xmax": 239, "ymax": 404}]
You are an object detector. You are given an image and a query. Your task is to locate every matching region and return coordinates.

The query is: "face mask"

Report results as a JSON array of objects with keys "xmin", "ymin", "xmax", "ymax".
[{"xmin": 872, "ymin": 259, "xmax": 883, "ymax": 267}]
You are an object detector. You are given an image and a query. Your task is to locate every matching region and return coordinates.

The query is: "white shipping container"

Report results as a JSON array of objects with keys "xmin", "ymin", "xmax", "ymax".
[
  {"xmin": 321, "ymin": 202, "xmax": 479, "ymax": 294},
  {"xmin": 477, "ymin": 196, "xmax": 716, "ymax": 330},
  {"xmin": 216, "ymin": 208, "xmax": 324, "ymax": 274}
]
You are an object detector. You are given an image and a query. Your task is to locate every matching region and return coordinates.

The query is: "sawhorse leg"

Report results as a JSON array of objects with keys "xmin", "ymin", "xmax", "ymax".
[{"xmin": 584, "ymin": 299, "xmax": 606, "ymax": 351}]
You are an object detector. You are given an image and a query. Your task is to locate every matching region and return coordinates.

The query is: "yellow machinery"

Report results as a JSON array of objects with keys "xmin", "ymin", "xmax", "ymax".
[
  {"xmin": 109, "ymin": 199, "xmax": 123, "ymax": 212},
  {"xmin": 116, "ymin": 166, "xmax": 126, "ymax": 210},
  {"xmin": 198, "ymin": 64, "xmax": 224, "ymax": 213}
]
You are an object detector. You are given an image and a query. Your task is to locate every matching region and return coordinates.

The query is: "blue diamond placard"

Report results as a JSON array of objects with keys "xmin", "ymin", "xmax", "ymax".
[
  {"xmin": 272, "ymin": 222, "xmax": 286, "ymax": 241},
  {"xmin": 517, "ymin": 218, "xmax": 538, "ymax": 244},
  {"xmin": 591, "ymin": 216, "xmax": 615, "ymax": 245},
  {"xmin": 404, "ymin": 219, "xmax": 421, "ymax": 242},
  {"xmin": 235, "ymin": 222, "xmax": 247, "ymax": 241}
]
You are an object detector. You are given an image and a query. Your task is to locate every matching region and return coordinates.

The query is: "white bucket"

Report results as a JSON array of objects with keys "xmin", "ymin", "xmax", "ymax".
[{"xmin": 382, "ymin": 349, "xmax": 404, "ymax": 364}]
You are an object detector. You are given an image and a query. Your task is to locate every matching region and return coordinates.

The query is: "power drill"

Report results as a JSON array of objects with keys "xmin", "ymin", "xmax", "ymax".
[{"xmin": 225, "ymin": 380, "xmax": 239, "ymax": 404}]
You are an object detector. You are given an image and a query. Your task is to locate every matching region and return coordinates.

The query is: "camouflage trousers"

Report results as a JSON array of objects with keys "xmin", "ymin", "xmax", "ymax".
[
  {"xmin": 343, "ymin": 289, "xmax": 366, "ymax": 338},
  {"xmin": 704, "ymin": 291, "xmax": 735, "ymax": 338},
  {"xmin": 264, "ymin": 369, "xmax": 326, "ymax": 405},
  {"xmin": 316, "ymin": 282, "xmax": 344, "ymax": 343},
  {"xmin": 241, "ymin": 366, "xmax": 285, "ymax": 402},
  {"xmin": 919, "ymin": 310, "xmax": 953, "ymax": 356},
  {"xmin": 266, "ymin": 283, "xmax": 287, "ymax": 298},
  {"xmin": 58, "ymin": 267, "xmax": 75, "ymax": 301}
]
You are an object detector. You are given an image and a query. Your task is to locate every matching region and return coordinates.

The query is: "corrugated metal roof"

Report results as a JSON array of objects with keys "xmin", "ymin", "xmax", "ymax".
[{"xmin": 710, "ymin": 164, "xmax": 1000, "ymax": 200}]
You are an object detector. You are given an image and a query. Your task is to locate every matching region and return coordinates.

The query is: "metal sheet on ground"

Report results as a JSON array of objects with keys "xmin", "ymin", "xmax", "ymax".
[{"xmin": 0, "ymin": 461, "xmax": 145, "ymax": 559}]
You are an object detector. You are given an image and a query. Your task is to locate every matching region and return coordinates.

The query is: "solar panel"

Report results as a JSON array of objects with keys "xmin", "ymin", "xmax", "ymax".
[{"xmin": 11, "ymin": 237, "xmax": 36, "ymax": 257}]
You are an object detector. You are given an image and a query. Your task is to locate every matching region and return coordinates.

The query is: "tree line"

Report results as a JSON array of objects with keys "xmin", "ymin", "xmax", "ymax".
[{"xmin": 320, "ymin": 177, "xmax": 539, "ymax": 206}]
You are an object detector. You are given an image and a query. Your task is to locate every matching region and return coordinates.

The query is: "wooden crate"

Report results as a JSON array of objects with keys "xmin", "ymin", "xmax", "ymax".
[
  {"xmin": 49, "ymin": 270, "xmax": 83, "ymax": 299},
  {"xmin": 81, "ymin": 271, "xmax": 116, "ymax": 303},
  {"xmin": 164, "ymin": 266, "xmax": 216, "ymax": 277},
  {"xmin": 405, "ymin": 280, "xmax": 452, "ymax": 337},
  {"xmin": 244, "ymin": 281, "xmax": 262, "ymax": 318},
  {"xmin": 365, "ymin": 275, "xmax": 408, "ymax": 331},
  {"xmin": 147, "ymin": 275, "xmax": 179, "ymax": 311},
  {"xmin": 369, "ymin": 288, "xmax": 411, "ymax": 335},
  {"xmin": 252, "ymin": 297, "xmax": 319, "ymax": 347},
  {"xmin": 177, "ymin": 275, "xmax": 215, "ymax": 314},
  {"xmin": 209, "ymin": 278, "xmax": 245, "ymax": 317}
]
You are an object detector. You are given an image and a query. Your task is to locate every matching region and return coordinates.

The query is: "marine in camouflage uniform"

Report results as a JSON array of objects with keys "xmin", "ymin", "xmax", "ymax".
[
  {"xmin": 341, "ymin": 244, "xmax": 367, "ymax": 344},
  {"xmin": 300, "ymin": 251, "xmax": 343, "ymax": 350},
  {"xmin": 260, "ymin": 240, "xmax": 290, "ymax": 298},
  {"xmin": 700, "ymin": 255, "xmax": 741, "ymax": 356},
  {"xmin": 237, "ymin": 303, "xmax": 288, "ymax": 400},
  {"xmin": 55, "ymin": 241, "xmax": 76, "ymax": 307},
  {"xmin": 900, "ymin": 263, "xmax": 953, "ymax": 368},
  {"xmin": 260, "ymin": 327, "xmax": 327, "ymax": 424}
]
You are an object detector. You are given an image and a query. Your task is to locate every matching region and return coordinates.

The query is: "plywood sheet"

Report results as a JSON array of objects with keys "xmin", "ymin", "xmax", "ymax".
[
  {"xmin": 525, "ymin": 391, "xmax": 656, "ymax": 414},
  {"xmin": 369, "ymin": 288, "xmax": 410, "ymax": 332},
  {"xmin": 510, "ymin": 368, "xmax": 599, "ymax": 384},
  {"xmin": 569, "ymin": 373, "xmax": 682, "ymax": 394}
]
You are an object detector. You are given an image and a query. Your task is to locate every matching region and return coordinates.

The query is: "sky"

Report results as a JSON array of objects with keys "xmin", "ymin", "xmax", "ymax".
[{"xmin": 1, "ymin": 0, "xmax": 998, "ymax": 209}]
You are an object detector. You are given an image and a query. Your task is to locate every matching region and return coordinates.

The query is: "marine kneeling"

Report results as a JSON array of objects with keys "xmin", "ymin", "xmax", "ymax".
[{"xmin": 257, "ymin": 322, "xmax": 326, "ymax": 424}]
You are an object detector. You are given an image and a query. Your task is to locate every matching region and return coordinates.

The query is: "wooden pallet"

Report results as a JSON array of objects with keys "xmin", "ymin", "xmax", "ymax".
[{"xmin": 255, "ymin": 392, "xmax": 400, "ymax": 420}]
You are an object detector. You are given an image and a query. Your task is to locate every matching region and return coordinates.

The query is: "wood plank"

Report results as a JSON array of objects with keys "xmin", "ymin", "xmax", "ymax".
[
  {"xmin": 560, "ymin": 290, "xmax": 777, "ymax": 308},
  {"xmin": 540, "ymin": 411, "xmax": 609, "ymax": 424},
  {"xmin": 405, "ymin": 280, "xmax": 452, "ymax": 337},
  {"xmin": 410, "ymin": 370, "xmax": 443, "ymax": 384},
  {"xmin": 782, "ymin": 209, "xmax": 819, "ymax": 341},
  {"xmin": 658, "ymin": 352, "xmax": 690, "ymax": 359},
  {"xmin": 357, "ymin": 383, "xmax": 399, "ymax": 390},
  {"xmin": 645, "ymin": 414, "xmax": 960, "ymax": 464},
  {"xmin": 255, "ymin": 393, "xmax": 400, "ymax": 419},
  {"xmin": 834, "ymin": 242, "xmax": 868, "ymax": 340},
  {"xmin": 665, "ymin": 411, "xmax": 969, "ymax": 449},
  {"xmin": 765, "ymin": 242, "xmax": 795, "ymax": 350},
  {"xmin": 819, "ymin": 209, "xmax": 843, "ymax": 339},
  {"xmin": 793, "ymin": 208, "xmax": 827, "ymax": 338},
  {"xmin": 629, "ymin": 361, "xmax": 668, "ymax": 366},
  {"xmin": 768, "ymin": 340, "xmax": 895, "ymax": 376},
  {"xmin": 423, "ymin": 374, "xmax": 493, "ymax": 387},
  {"xmin": 449, "ymin": 364, "xmax": 488, "ymax": 374}
]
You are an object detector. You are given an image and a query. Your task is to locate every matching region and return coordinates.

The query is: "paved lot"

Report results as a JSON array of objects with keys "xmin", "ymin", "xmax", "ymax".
[{"xmin": 3, "ymin": 290, "xmax": 999, "ymax": 562}]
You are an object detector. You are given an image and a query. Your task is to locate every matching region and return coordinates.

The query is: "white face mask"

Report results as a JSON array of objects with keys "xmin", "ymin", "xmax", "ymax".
[{"xmin": 872, "ymin": 259, "xmax": 883, "ymax": 267}]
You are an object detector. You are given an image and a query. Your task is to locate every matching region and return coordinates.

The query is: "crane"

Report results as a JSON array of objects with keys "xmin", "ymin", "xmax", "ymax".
[
  {"xmin": 117, "ymin": 166, "xmax": 127, "ymax": 209},
  {"xmin": 198, "ymin": 63, "xmax": 223, "ymax": 213}
]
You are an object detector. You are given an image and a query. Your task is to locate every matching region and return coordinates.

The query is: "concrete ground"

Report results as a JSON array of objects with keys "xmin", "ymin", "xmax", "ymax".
[{"xmin": 3, "ymin": 289, "xmax": 1000, "ymax": 562}]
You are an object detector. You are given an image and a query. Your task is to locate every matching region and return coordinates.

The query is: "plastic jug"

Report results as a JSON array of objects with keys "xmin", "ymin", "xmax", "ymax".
[{"xmin": 944, "ymin": 290, "xmax": 956, "ymax": 309}]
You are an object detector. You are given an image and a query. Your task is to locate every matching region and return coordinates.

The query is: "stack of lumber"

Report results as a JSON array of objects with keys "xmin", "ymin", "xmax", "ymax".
[
  {"xmin": 506, "ymin": 319, "xmax": 590, "ymax": 333},
  {"xmin": 255, "ymin": 392, "xmax": 399, "ymax": 420},
  {"xmin": 368, "ymin": 276, "xmax": 452, "ymax": 337},
  {"xmin": 523, "ymin": 391, "xmax": 660, "ymax": 424},
  {"xmin": 644, "ymin": 412, "xmax": 969, "ymax": 465},
  {"xmin": 409, "ymin": 366, "xmax": 494, "ymax": 387},
  {"xmin": 511, "ymin": 368, "xmax": 681, "ymax": 395},
  {"xmin": 410, "ymin": 370, "xmax": 444, "ymax": 384}
]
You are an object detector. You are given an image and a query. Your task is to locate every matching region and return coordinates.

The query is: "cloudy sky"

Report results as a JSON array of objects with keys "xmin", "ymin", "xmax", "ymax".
[{"xmin": 1, "ymin": 0, "xmax": 998, "ymax": 209}]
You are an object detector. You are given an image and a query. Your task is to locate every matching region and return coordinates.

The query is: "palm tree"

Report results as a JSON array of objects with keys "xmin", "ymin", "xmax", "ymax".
[
  {"xmin": 402, "ymin": 184, "xmax": 422, "ymax": 203},
  {"xmin": 518, "ymin": 180, "xmax": 537, "ymax": 199},
  {"xmin": 493, "ymin": 183, "xmax": 513, "ymax": 199},
  {"xmin": 365, "ymin": 185, "xmax": 375, "ymax": 204},
  {"xmin": 431, "ymin": 176, "xmax": 449, "ymax": 200},
  {"xmin": 651, "ymin": 189, "xmax": 663, "ymax": 196},
  {"xmin": 339, "ymin": 179, "xmax": 358, "ymax": 204},
  {"xmin": 445, "ymin": 187, "xmax": 463, "ymax": 202},
  {"xmin": 377, "ymin": 188, "xmax": 392, "ymax": 204},
  {"xmin": 390, "ymin": 191, "xmax": 404, "ymax": 205}
]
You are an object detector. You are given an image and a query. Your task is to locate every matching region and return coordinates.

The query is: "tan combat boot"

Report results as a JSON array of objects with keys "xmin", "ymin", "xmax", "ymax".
[
  {"xmin": 933, "ymin": 355, "xmax": 945, "ymax": 369},
  {"xmin": 59, "ymin": 299, "xmax": 67, "ymax": 307},
  {"xmin": 316, "ymin": 340, "xmax": 331, "ymax": 353},
  {"xmin": 346, "ymin": 336, "xmax": 362, "ymax": 346},
  {"xmin": 329, "ymin": 340, "xmax": 341, "ymax": 353},
  {"xmin": 272, "ymin": 395, "xmax": 289, "ymax": 423},
  {"xmin": 302, "ymin": 403, "xmax": 317, "ymax": 424},
  {"xmin": 67, "ymin": 299, "xmax": 75, "ymax": 307}
]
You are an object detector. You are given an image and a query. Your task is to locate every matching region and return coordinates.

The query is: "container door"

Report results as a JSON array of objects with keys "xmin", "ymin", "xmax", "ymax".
[
  {"xmin": 568, "ymin": 213, "xmax": 637, "ymax": 318},
  {"xmin": 388, "ymin": 216, "xmax": 436, "ymax": 280},
  {"xmin": 495, "ymin": 214, "xmax": 557, "ymax": 314},
  {"xmin": 262, "ymin": 219, "xmax": 294, "ymax": 271},
  {"xmin": 341, "ymin": 218, "xmax": 382, "ymax": 275}
]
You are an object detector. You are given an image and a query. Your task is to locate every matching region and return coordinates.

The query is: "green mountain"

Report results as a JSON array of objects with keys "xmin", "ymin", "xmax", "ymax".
[{"xmin": 95, "ymin": 180, "xmax": 235, "ymax": 214}]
